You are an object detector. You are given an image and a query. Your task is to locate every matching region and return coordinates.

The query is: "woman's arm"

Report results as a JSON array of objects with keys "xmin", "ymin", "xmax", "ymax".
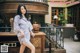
[
  {"xmin": 14, "ymin": 15, "xmax": 22, "ymax": 33},
  {"xmin": 28, "ymin": 21, "xmax": 35, "ymax": 37},
  {"xmin": 14, "ymin": 15, "xmax": 24, "ymax": 38},
  {"xmin": 30, "ymin": 31, "xmax": 35, "ymax": 37}
]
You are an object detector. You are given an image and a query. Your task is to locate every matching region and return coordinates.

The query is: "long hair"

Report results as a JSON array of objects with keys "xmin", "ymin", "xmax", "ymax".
[{"xmin": 17, "ymin": 4, "xmax": 29, "ymax": 20}]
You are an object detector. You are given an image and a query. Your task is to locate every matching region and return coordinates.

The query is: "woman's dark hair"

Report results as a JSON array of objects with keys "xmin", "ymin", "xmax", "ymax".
[{"xmin": 17, "ymin": 4, "xmax": 29, "ymax": 20}]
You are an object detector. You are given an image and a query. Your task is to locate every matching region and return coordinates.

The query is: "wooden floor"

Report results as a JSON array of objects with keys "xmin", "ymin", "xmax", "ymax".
[{"xmin": 64, "ymin": 38, "xmax": 80, "ymax": 53}]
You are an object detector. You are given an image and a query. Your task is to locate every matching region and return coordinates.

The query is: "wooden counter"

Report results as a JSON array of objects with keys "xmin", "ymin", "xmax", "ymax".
[
  {"xmin": 0, "ymin": 32, "xmax": 16, "ymax": 36},
  {"xmin": 0, "ymin": 32, "xmax": 46, "ymax": 53}
]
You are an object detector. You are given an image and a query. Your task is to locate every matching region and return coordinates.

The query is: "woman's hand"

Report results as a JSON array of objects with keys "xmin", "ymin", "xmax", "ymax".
[
  {"xmin": 30, "ymin": 31, "xmax": 35, "ymax": 37},
  {"xmin": 20, "ymin": 31, "xmax": 25, "ymax": 38},
  {"xmin": 32, "ymin": 33, "xmax": 35, "ymax": 37}
]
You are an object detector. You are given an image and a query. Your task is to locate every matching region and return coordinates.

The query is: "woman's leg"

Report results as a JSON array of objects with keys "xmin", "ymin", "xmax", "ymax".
[
  {"xmin": 19, "ymin": 44, "xmax": 26, "ymax": 53},
  {"xmin": 23, "ymin": 41, "xmax": 35, "ymax": 53}
]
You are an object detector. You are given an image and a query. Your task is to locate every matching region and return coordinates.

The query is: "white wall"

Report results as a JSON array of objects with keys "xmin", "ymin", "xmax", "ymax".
[{"xmin": 45, "ymin": 5, "xmax": 52, "ymax": 24}]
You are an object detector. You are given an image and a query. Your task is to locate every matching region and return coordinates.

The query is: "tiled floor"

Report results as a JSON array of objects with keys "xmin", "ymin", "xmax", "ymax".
[{"xmin": 64, "ymin": 38, "xmax": 80, "ymax": 53}]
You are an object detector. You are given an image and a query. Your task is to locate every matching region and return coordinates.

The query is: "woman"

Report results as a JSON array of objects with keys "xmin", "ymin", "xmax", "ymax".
[{"xmin": 14, "ymin": 4, "xmax": 35, "ymax": 53}]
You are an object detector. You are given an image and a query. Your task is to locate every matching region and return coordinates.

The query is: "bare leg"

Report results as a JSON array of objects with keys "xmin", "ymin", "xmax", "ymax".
[
  {"xmin": 19, "ymin": 44, "xmax": 26, "ymax": 53},
  {"xmin": 23, "ymin": 41, "xmax": 35, "ymax": 53}
]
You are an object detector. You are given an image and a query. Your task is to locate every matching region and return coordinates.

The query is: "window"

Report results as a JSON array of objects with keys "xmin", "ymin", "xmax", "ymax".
[{"xmin": 51, "ymin": 7, "xmax": 65, "ymax": 25}]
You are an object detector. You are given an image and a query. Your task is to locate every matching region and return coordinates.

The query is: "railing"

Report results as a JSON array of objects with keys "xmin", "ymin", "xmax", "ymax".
[
  {"xmin": 40, "ymin": 26, "xmax": 64, "ymax": 51},
  {"xmin": 0, "ymin": 27, "xmax": 11, "ymax": 32},
  {"xmin": 26, "ymin": 0, "xmax": 48, "ymax": 3},
  {"xmin": 3, "ymin": 0, "xmax": 48, "ymax": 3}
]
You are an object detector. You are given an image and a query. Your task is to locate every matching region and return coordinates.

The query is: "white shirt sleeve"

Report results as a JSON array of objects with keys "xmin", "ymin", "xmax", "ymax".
[
  {"xmin": 13, "ymin": 15, "xmax": 22, "ymax": 34},
  {"xmin": 28, "ymin": 21, "xmax": 33, "ymax": 32}
]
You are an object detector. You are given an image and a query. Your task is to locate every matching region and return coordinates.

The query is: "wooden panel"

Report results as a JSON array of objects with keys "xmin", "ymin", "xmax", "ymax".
[
  {"xmin": 0, "ymin": 1, "xmax": 48, "ymax": 14},
  {"xmin": 31, "ymin": 38, "xmax": 41, "ymax": 48},
  {"xmin": 31, "ymin": 32, "xmax": 46, "ymax": 53}
]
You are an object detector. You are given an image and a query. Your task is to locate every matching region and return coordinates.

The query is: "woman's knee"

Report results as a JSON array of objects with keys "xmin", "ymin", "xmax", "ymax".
[
  {"xmin": 28, "ymin": 43, "xmax": 35, "ymax": 51},
  {"xmin": 22, "ymin": 41, "xmax": 35, "ymax": 51}
]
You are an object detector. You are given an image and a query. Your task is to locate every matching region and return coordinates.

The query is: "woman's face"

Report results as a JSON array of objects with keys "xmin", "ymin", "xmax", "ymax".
[{"xmin": 20, "ymin": 6, "xmax": 26, "ymax": 15}]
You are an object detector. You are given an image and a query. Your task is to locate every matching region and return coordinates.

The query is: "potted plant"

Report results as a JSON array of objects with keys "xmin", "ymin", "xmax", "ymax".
[{"xmin": 59, "ymin": 13, "xmax": 67, "ymax": 26}]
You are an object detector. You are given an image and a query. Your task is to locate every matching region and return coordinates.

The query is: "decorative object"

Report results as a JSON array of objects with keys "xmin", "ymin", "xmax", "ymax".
[
  {"xmin": 53, "ymin": 15, "xmax": 58, "ymax": 19},
  {"xmin": 33, "ymin": 23, "xmax": 41, "ymax": 33}
]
